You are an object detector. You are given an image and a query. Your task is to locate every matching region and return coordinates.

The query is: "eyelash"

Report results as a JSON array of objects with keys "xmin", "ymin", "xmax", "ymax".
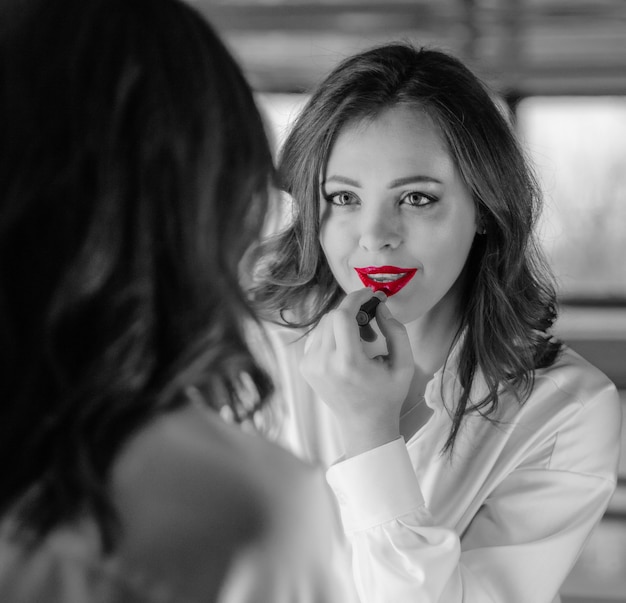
[
  {"xmin": 324, "ymin": 191, "xmax": 357, "ymax": 206},
  {"xmin": 399, "ymin": 191, "xmax": 438, "ymax": 207},
  {"xmin": 323, "ymin": 191, "xmax": 438, "ymax": 207}
]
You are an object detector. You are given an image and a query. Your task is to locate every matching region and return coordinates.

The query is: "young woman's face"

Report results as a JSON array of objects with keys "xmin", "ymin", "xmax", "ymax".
[{"xmin": 319, "ymin": 105, "xmax": 478, "ymax": 324}]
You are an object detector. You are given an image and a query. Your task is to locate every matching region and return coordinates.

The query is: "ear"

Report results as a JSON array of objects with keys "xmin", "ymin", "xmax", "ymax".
[{"xmin": 475, "ymin": 209, "xmax": 487, "ymax": 235}]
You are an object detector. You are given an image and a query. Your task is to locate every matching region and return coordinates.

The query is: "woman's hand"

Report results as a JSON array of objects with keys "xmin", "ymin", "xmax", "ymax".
[{"xmin": 300, "ymin": 288, "xmax": 415, "ymax": 458}]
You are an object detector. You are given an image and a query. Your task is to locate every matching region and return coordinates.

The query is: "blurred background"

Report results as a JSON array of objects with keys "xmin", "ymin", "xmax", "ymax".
[{"xmin": 190, "ymin": 1, "xmax": 625, "ymax": 601}]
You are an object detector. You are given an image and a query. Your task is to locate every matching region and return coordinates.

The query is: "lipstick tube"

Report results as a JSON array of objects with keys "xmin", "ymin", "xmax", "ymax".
[
  {"xmin": 356, "ymin": 296, "xmax": 382, "ymax": 326},
  {"xmin": 356, "ymin": 296, "xmax": 384, "ymax": 342}
]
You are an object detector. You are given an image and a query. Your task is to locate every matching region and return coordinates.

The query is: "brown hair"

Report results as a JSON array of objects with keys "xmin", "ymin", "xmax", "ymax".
[
  {"xmin": 0, "ymin": 0, "xmax": 275, "ymax": 549},
  {"xmin": 252, "ymin": 43, "xmax": 561, "ymax": 452}
]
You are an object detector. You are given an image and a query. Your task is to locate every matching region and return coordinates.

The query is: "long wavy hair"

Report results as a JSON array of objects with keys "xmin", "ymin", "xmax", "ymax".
[
  {"xmin": 252, "ymin": 43, "xmax": 561, "ymax": 452},
  {"xmin": 0, "ymin": 0, "xmax": 275, "ymax": 550}
]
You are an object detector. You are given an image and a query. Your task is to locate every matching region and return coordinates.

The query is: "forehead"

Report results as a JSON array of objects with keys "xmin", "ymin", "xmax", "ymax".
[{"xmin": 326, "ymin": 105, "xmax": 453, "ymax": 176}]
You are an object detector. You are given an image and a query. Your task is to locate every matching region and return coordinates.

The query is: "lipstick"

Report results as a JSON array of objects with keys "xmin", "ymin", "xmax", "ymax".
[
  {"xmin": 356, "ymin": 294, "xmax": 384, "ymax": 342},
  {"xmin": 356, "ymin": 296, "xmax": 382, "ymax": 327},
  {"xmin": 354, "ymin": 266, "xmax": 417, "ymax": 297}
]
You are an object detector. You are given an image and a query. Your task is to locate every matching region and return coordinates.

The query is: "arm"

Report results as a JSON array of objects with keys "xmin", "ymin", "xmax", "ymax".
[
  {"xmin": 299, "ymin": 288, "xmax": 414, "ymax": 459},
  {"xmin": 300, "ymin": 290, "xmax": 621, "ymax": 602},
  {"xmin": 325, "ymin": 388, "xmax": 621, "ymax": 603}
]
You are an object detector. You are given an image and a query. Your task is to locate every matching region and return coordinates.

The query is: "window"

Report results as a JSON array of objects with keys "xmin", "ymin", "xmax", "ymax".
[
  {"xmin": 517, "ymin": 96, "xmax": 626, "ymax": 302},
  {"xmin": 258, "ymin": 93, "xmax": 626, "ymax": 304}
]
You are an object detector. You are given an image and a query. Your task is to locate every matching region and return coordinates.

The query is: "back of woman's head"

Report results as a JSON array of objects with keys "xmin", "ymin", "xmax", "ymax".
[
  {"xmin": 0, "ymin": 0, "xmax": 274, "ymax": 548},
  {"xmin": 255, "ymin": 42, "xmax": 560, "ymax": 450}
]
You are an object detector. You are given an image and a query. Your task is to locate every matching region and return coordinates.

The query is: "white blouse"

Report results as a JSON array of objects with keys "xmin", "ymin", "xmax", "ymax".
[{"xmin": 264, "ymin": 325, "xmax": 622, "ymax": 603}]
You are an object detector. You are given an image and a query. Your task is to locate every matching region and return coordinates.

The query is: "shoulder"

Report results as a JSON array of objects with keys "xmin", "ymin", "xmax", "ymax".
[
  {"xmin": 520, "ymin": 344, "xmax": 621, "ymax": 478},
  {"xmin": 531, "ymin": 344, "xmax": 621, "ymax": 430},
  {"xmin": 112, "ymin": 400, "xmax": 332, "ymax": 531},
  {"xmin": 536, "ymin": 344, "xmax": 619, "ymax": 407},
  {"xmin": 111, "ymin": 403, "xmax": 336, "ymax": 601},
  {"xmin": 1, "ymin": 404, "xmax": 339, "ymax": 603}
]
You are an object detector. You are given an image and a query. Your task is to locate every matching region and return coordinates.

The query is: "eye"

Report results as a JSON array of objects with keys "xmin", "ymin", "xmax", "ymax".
[
  {"xmin": 400, "ymin": 191, "xmax": 438, "ymax": 207},
  {"xmin": 324, "ymin": 191, "xmax": 359, "ymax": 206}
]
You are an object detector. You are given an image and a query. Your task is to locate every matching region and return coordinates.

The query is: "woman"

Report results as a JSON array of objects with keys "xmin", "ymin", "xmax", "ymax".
[
  {"xmin": 253, "ymin": 43, "xmax": 621, "ymax": 602},
  {"xmin": 0, "ymin": 0, "xmax": 348, "ymax": 601}
]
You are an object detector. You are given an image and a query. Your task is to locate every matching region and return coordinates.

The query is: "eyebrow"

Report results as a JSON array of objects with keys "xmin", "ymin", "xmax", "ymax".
[
  {"xmin": 323, "ymin": 175, "xmax": 443, "ymax": 188},
  {"xmin": 388, "ymin": 175, "xmax": 442, "ymax": 188},
  {"xmin": 323, "ymin": 175, "xmax": 361, "ymax": 187}
]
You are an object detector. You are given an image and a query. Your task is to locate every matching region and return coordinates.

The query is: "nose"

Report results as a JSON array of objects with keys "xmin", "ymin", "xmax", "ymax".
[{"xmin": 358, "ymin": 205, "xmax": 402, "ymax": 252}]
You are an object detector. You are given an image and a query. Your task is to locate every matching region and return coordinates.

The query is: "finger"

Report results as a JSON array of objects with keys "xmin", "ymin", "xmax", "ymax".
[
  {"xmin": 336, "ymin": 287, "xmax": 383, "ymax": 318},
  {"xmin": 332, "ymin": 288, "xmax": 384, "ymax": 354},
  {"xmin": 375, "ymin": 303, "xmax": 413, "ymax": 367},
  {"xmin": 319, "ymin": 312, "xmax": 338, "ymax": 354},
  {"xmin": 302, "ymin": 317, "xmax": 329, "ymax": 369},
  {"xmin": 331, "ymin": 308, "xmax": 367, "ymax": 361},
  {"xmin": 356, "ymin": 291, "xmax": 387, "ymax": 326},
  {"xmin": 335, "ymin": 288, "xmax": 387, "ymax": 342}
]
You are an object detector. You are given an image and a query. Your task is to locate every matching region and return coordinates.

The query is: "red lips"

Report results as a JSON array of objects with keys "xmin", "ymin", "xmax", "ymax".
[{"xmin": 354, "ymin": 266, "xmax": 418, "ymax": 297}]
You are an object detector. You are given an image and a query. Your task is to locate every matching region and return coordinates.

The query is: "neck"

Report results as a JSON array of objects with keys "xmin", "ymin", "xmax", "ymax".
[
  {"xmin": 362, "ymin": 276, "xmax": 464, "ymax": 387},
  {"xmin": 404, "ymin": 291, "xmax": 461, "ymax": 382},
  {"xmin": 398, "ymin": 304, "xmax": 460, "ymax": 440}
]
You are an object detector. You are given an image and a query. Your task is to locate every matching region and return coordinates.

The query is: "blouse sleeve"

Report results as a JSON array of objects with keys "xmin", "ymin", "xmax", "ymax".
[{"xmin": 326, "ymin": 386, "xmax": 621, "ymax": 603}]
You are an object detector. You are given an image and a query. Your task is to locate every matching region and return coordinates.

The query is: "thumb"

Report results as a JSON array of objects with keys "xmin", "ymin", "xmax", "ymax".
[{"xmin": 376, "ymin": 303, "xmax": 413, "ymax": 367}]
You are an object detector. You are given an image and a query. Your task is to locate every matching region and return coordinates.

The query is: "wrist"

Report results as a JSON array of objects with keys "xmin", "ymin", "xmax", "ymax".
[{"xmin": 340, "ymin": 420, "xmax": 401, "ymax": 459}]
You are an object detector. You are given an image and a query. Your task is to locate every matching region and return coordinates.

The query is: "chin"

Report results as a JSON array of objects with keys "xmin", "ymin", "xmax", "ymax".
[
  {"xmin": 386, "ymin": 303, "xmax": 418, "ymax": 325},
  {"xmin": 386, "ymin": 292, "xmax": 428, "ymax": 324}
]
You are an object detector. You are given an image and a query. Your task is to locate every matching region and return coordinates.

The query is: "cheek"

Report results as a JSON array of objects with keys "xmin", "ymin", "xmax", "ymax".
[
  {"xmin": 319, "ymin": 215, "xmax": 351, "ymax": 264},
  {"xmin": 319, "ymin": 220, "xmax": 359, "ymax": 292},
  {"xmin": 436, "ymin": 223, "xmax": 476, "ymax": 279},
  {"xmin": 319, "ymin": 242, "xmax": 344, "ymax": 283},
  {"xmin": 318, "ymin": 204, "xmax": 333, "ymax": 257},
  {"xmin": 416, "ymin": 216, "xmax": 476, "ymax": 280},
  {"xmin": 318, "ymin": 222, "xmax": 340, "ymax": 277}
]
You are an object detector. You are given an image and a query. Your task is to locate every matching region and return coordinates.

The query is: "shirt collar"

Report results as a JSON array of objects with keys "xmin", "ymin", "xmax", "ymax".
[{"xmin": 423, "ymin": 329, "xmax": 491, "ymax": 412}]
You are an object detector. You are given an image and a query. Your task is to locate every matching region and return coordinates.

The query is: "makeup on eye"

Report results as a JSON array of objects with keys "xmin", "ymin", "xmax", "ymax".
[
  {"xmin": 322, "ymin": 174, "xmax": 442, "ymax": 205},
  {"xmin": 399, "ymin": 191, "xmax": 438, "ymax": 207},
  {"xmin": 323, "ymin": 189, "xmax": 440, "ymax": 207},
  {"xmin": 324, "ymin": 191, "xmax": 359, "ymax": 206}
]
